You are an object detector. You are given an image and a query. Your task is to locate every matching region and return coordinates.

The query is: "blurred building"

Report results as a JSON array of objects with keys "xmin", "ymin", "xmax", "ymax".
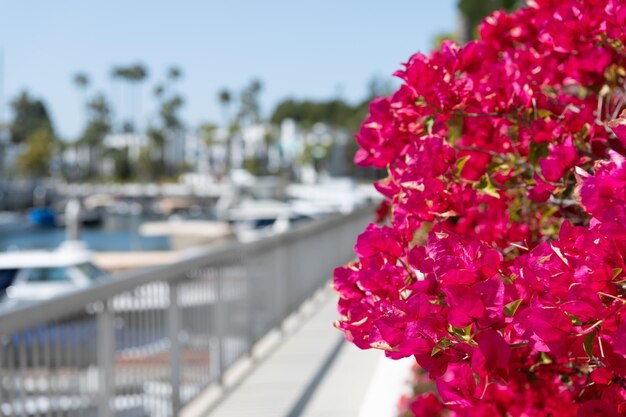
[{"xmin": 104, "ymin": 133, "xmax": 150, "ymax": 161}]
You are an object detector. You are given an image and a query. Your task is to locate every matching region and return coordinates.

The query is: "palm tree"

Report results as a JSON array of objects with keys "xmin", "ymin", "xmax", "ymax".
[
  {"xmin": 72, "ymin": 71, "xmax": 90, "ymax": 134},
  {"xmin": 151, "ymin": 66, "xmax": 185, "ymax": 176},
  {"xmin": 111, "ymin": 63, "xmax": 149, "ymax": 132},
  {"xmin": 73, "ymin": 72, "xmax": 90, "ymax": 90},
  {"xmin": 167, "ymin": 66, "xmax": 182, "ymax": 82},
  {"xmin": 218, "ymin": 89, "xmax": 233, "ymax": 175},
  {"xmin": 80, "ymin": 93, "xmax": 111, "ymax": 179},
  {"xmin": 200, "ymin": 123, "xmax": 218, "ymax": 174}
]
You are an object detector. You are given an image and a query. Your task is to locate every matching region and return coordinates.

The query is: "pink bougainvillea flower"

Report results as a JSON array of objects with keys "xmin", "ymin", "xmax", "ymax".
[
  {"xmin": 607, "ymin": 109, "xmax": 626, "ymax": 149},
  {"xmin": 334, "ymin": 1, "xmax": 626, "ymax": 416}
]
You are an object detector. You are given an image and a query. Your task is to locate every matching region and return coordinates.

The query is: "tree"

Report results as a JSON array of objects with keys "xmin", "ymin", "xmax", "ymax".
[
  {"xmin": 8, "ymin": 91, "xmax": 53, "ymax": 144},
  {"xmin": 111, "ymin": 146, "xmax": 131, "ymax": 181},
  {"xmin": 218, "ymin": 89, "xmax": 232, "ymax": 123},
  {"xmin": 73, "ymin": 72, "xmax": 90, "ymax": 90},
  {"xmin": 73, "ymin": 71, "xmax": 91, "ymax": 138},
  {"xmin": 111, "ymin": 64, "xmax": 148, "ymax": 85},
  {"xmin": 15, "ymin": 128, "xmax": 56, "ymax": 177},
  {"xmin": 146, "ymin": 126, "xmax": 166, "ymax": 172},
  {"xmin": 335, "ymin": 2, "xmax": 626, "ymax": 415},
  {"xmin": 457, "ymin": 0, "xmax": 520, "ymax": 42},
  {"xmin": 151, "ymin": 66, "xmax": 185, "ymax": 177},
  {"xmin": 80, "ymin": 94, "xmax": 111, "ymax": 145},
  {"xmin": 167, "ymin": 66, "xmax": 182, "ymax": 82},
  {"xmin": 235, "ymin": 79, "xmax": 266, "ymax": 174},
  {"xmin": 268, "ymin": 77, "xmax": 391, "ymax": 178},
  {"xmin": 237, "ymin": 79, "xmax": 263, "ymax": 125},
  {"xmin": 200, "ymin": 123, "xmax": 218, "ymax": 174},
  {"xmin": 111, "ymin": 63, "xmax": 149, "ymax": 132},
  {"xmin": 270, "ymin": 98, "xmax": 356, "ymax": 130},
  {"xmin": 78, "ymin": 93, "xmax": 112, "ymax": 179},
  {"xmin": 218, "ymin": 88, "xmax": 233, "ymax": 175}
]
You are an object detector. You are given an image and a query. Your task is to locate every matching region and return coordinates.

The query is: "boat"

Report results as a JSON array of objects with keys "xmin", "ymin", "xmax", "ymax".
[
  {"xmin": 225, "ymin": 198, "xmax": 319, "ymax": 242},
  {"xmin": 0, "ymin": 241, "xmax": 108, "ymax": 309},
  {"xmin": 27, "ymin": 199, "xmax": 104, "ymax": 228},
  {"xmin": 27, "ymin": 207, "xmax": 57, "ymax": 227}
]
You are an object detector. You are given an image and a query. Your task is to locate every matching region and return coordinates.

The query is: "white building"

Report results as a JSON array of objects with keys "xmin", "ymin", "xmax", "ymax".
[{"xmin": 103, "ymin": 133, "xmax": 150, "ymax": 162}]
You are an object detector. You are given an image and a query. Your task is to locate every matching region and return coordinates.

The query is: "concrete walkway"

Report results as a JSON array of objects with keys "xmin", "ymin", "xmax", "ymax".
[{"xmin": 182, "ymin": 286, "xmax": 410, "ymax": 417}]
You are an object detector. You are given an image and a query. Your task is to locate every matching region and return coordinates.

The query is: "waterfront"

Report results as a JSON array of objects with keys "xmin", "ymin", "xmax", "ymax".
[{"xmin": 0, "ymin": 212, "xmax": 179, "ymax": 252}]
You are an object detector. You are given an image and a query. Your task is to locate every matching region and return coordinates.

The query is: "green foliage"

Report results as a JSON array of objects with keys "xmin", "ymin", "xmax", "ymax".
[
  {"xmin": 218, "ymin": 89, "xmax": 232, "ymax": 108},
  {"xmin": 146, "ymin": 126, "xmax": 167, "ymax": 175},
  {"xmin": 237, "ymin": 79, "xmax": 263, "ymax": 125},
  {"xmin": 9, "ymin": 91, "xmax": 54, "ymax": 144},
  {"xmin": 270, "ymin": 76, "xmax": 392, "ymax": 133},
  {"xmin": 137, "ymin": 147, "xmax": 160, "ymax": 179},
  {"xmin": 458, "ymin": 0, "xmax": 521, "ymax": 40},
  {"xmin": 15, "ymin": 128, "xmax": 56, "ymax": 177},
  {"xmin": 270, "ymin": 98, "xmax": 366, "ymax": 132},
  {"xmin": 434, "ymin": 33, "xmax": 459, "ymax": 48},
  {"xmin": 147, "ymin": 126, "xmax": 166, "ymax": 147},
  {"xmin": 111, "ymin": 63, "xmax": 148, "ymax": 82},
  {"xmin": 74, "ymin": 93, "xmax": 112, "ymax": 180},
  {"xmin": 111, "ymin": 147, "xmax": 131, "ymax": 181},
  {"xmin": 167, "ymin": 66, "xmax": 182, "ymax": 81},
  {"xmin": 200, "ymin": 123, "xmax": 218, "ymax": 146},
  {"xmin": 149, "ymin": 67, "xmax": 185, "ymax": 177},
  {"xmin": 73, "ymin": 72, "xmax": 90, "ymax": 89},
  {"xmin": 79, "ymin": 94, "xmax": 111, "ymax": 145},
  {"xmin": 154, "ymin": 67, "xmax": 184, "ymax": 131},
  {"xmin": 160, "ymin": 95, "xmax": 184, "ymax": 131},
  {"xmin": 243, "ymin": 156, "xmax": 263, "ymax": 176}
]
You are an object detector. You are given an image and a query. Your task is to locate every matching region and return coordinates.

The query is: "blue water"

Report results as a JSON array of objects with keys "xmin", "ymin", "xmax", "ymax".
[{"xmin": 0, "ymin": 213, "xmax": 172, "ymax": 252}]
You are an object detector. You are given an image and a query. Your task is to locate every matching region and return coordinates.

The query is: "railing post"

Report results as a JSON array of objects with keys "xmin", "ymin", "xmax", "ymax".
[
  {"xmin": 169, "ymin": 283, "xmax": 182, "ymax": 415},
  {"xmin": 274, "ymin": 245, "xmax": 288, "ymax": 332},
  {"xmin": 97, "ymin": 301, "xmax": 115, "ymax": 417},
  {"xmin": 216, "ymin": 270, "xmax": 226, "ymax": 382},
  {"xmin": 244, "ymin": 251, "xmax": 254, "ymax": 354}
]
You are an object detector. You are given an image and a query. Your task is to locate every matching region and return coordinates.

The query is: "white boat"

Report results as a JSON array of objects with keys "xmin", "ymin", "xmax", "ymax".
[
  {"xmin": 225, "ymin": 198, "xmax": 324, "ymax": 242},
  {"xmin": 0, "ymin": 241, "xmax": 108, "ymax": 309}
]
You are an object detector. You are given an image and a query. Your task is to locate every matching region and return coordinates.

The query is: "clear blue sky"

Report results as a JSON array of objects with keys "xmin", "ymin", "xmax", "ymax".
[{"xmin": 0, "ymin": 0, "xmax": 457, "ymax": 139}]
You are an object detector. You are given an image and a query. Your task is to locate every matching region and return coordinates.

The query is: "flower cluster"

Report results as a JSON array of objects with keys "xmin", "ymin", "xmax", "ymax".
[{"xmin": 334, "ymin": 1, "xmax": 626, "ymax": 415}]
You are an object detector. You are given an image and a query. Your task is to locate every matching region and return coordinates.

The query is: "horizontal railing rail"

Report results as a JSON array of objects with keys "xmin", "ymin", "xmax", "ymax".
[{"xmin": 0, "ymin": 205, "xmax": 373, "ymax": 417}]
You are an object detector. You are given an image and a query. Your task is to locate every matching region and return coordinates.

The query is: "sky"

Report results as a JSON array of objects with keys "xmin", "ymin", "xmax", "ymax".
[{"xmin": 0, "ymin": 0, "xmax": 458, "ymax": 140}]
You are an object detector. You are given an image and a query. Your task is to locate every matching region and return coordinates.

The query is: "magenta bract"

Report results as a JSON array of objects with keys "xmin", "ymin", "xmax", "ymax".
[{"xmin": 334, "ymin": 0, "xmax": 626, "ymax": 415}]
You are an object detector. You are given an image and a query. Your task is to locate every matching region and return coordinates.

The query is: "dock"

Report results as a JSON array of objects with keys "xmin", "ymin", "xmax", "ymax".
[{"xmin": 93, "ymin": 251, "xmax": 186, "ymax": 272}]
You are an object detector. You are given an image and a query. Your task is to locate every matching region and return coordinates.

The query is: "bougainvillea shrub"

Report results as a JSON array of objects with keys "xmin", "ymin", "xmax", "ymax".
[{"xmin": 333, "ymin": 1, "xmax": 626, "ymax": 415}]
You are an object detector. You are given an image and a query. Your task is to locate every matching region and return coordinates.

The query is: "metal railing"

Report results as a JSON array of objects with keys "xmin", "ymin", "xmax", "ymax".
[{"xmin": 0, "ymin": 206, "xmax": 373, "ymax": 417}]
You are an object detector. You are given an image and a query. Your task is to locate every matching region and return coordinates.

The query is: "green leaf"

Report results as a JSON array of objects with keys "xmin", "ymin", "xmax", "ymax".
[
  {"xmin": 567, "ymin": 313, "xmax": 581, "ymax": 326},
  {"xmin": 448, "ymin": 324, "xmax": 473, "ymax": 342},
  {"xmin": 454, "ymin": 155, "xmax": 472, "ymax": 177},
  {"xmin": 437, "ymin": 338, "xmax": 453, "ymax": 348},
  {"xmin": 583, "ymin": 332, "xmax": 595, "ymax": 359},
  {"xmin": 423, "ymin": 116, "xmax": 435, "ymax": 134},
  {"xmin": 504, "ymin": 299, "xmax": 523, "ymax": 317},
  {"xmin": 580, "ymin": 123, "xmax": 590, "ymax": 138},
  {"xmin": 537, "ymin": 109, "xmax": 552, "ymax": 118},
  {"xmin": 540, "ymin": 206, "xmax": 559, "ymax": 223},
  {"xmin": 528, "ymin": 142, "xmax": 549, "ymax": 166},
  {"xmin": 613, "ymin": 268, "xmax": 623, "ymax": 280},
  {"xmin": 475, "ymin": 174, "xmax": 500, "ymax": 199},
  {"xmin": 538, "ymin": 352, "xmax": 553, "ymax": 365}
]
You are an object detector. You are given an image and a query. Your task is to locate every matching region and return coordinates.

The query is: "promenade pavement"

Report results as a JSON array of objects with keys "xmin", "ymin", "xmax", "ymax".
[{"xmin": 183, "ymin": 286, "xmax": 412, "ymax": 417}]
